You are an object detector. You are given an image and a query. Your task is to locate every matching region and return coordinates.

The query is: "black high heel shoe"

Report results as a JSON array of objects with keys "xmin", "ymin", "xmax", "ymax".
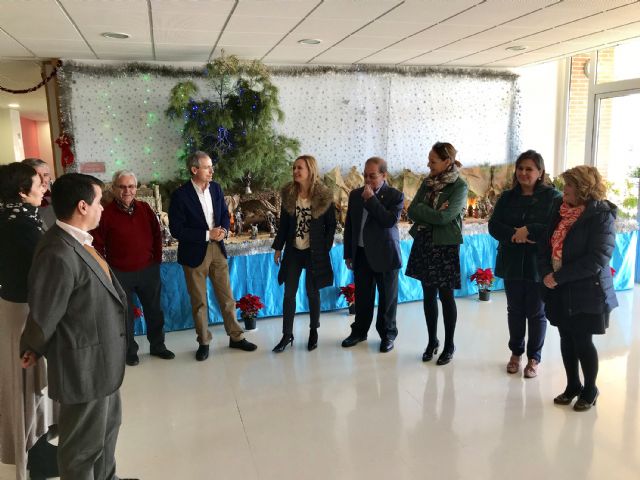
[
  {"xmin": 573, "ymin": 388, "xmax": 599, "ymax": 412},
  {"xmin": 272, "ymin": 334, "xmax": 294, "ymax": 353},
  {"xmin": 308, "ymin": 328, "xmax": 318, "ymax": 351},
  {"xmin": 553, "ymin": 385, "xmax": 583, "ymax": 405},
  {"xmin": 422, "ymin": 340, "xmax": 440, "ymax": 362},
  {"xmin": 436, "ymin": 345, "xmax": 455, "ymax": 366}
]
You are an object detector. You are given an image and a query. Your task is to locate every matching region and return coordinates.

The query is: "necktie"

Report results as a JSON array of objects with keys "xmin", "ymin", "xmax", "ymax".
[{"xmin": 82, "ymin": 245, "xmax": 112, "ymax": 283}]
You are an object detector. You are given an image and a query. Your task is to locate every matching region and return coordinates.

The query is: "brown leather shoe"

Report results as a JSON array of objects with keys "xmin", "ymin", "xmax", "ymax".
[
  {"xmin": 506, "ymin": 355, "xmax": 520, "ymax": 374},
  {"xmin": 523, "ymin": 359, "xmax": 539, "ymax": 378}
]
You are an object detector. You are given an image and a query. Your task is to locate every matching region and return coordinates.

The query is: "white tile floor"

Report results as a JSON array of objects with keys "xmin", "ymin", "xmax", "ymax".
[{"xmin": 2, "ymin": 287, "xmax": 640, "ymax": 480}]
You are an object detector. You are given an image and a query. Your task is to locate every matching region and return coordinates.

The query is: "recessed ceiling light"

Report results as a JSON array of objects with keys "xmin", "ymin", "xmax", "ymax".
[
  {"xmin": 506, "ymin": 45, "xmax": 527, "ymax": 52},
  {"xmin": 101, "ymin": 32, "xmax": 130, "ymax": 39},
  {"xmin": 8, "ymin": 103, "xmax": 20, "ymax": 108},
  {"xmin": 298, "ymin": 38, "xmax": 322, "ymax": 45}
]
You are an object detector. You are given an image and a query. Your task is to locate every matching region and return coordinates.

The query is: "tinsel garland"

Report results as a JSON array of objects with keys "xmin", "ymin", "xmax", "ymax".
[{"xmin": 161, "ymin": 218, "xmax": 639, "ymax": 262}]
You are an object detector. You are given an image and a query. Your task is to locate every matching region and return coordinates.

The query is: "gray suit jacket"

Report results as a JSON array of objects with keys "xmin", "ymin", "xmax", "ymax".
[{"xmin": 20, "ymin": 225, "xmax": 127, "ymax": 405}]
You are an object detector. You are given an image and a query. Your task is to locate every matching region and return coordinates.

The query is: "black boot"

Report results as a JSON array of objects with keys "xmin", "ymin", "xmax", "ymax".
[{"xmin": 308, "ymin": 328, "xmax": 318, "ymax": 351}]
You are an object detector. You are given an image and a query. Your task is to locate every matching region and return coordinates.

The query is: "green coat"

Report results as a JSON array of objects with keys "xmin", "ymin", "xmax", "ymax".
[
  {"xmin": 488, "ymin": 184, "xmax": 561, "ymax": 282},
  {"xmin": 407, "ymin": 176, "xmax": 468, "ymax": 245}
]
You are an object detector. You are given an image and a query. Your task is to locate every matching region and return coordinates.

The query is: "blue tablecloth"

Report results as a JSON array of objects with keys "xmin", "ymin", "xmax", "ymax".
[{"xmin": 134, "ymin": 231, "xmax": 637, "ymax": 335}]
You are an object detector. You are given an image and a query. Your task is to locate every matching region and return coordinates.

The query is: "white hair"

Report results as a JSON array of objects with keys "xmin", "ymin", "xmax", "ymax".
[{"xmin": 112, "ymin": 169, "xmax": 138, "ymax": 186}]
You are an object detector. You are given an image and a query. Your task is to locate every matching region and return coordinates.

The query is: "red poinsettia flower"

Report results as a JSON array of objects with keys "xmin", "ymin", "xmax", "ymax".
[
  {"xmin": 610, "ymin": 266, "xmax": 616, "ymax": 277},
  {"xmin": 339, "ymin": 283, "xmax": 356, "ymax": 305},
  {"xmin": 235, "ymin": 294, "xmax": 265, "ymax": 318},
  {"xmin": 133, "ymin": 306, "xmax": 143, "ymax": 319},
  {"xmin": 470, "ymin": 268, "xmax": 495, "ymax": 290}
]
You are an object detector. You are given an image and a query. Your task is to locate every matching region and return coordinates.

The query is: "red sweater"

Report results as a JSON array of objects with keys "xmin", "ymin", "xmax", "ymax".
[{"xmin": 92, "ymin": 199, "xmax": 162, "ymax": 272}]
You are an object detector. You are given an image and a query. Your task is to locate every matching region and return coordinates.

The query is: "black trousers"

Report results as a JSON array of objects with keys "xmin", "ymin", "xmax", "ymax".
[
  {"xmin": 504, "ymin": 279, "xmax": 547, "ymax": 362},
  {"xmin": 113, "ymin": 263, "xmax": 166, "ymax": 355},
  {"xmin": 282, "ymin": 247, "xmax": 320, "ymax": 335},
  {"xmin": 351, "ymin": 247, "xmax": 399, "ymax": 340}
]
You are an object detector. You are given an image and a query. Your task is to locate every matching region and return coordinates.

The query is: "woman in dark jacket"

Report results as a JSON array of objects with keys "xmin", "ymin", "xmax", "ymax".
[
  {"xmin": 0, "ymin": 163, "xmax": 57, "ymax": 480},
  {"xmin": 406, "ymin": 142, "xmax": 468, "ymax": 365},
  {"xmin": 272, "ymin": 155, "xmax": 336, "ymax": 352},
  {"xmin": 489, "ymin": 150, "xmax": 561, "ymax": 378},
  {"xmin": 538, "ymin": 165, "xmax": 618, "ymax": 411}
]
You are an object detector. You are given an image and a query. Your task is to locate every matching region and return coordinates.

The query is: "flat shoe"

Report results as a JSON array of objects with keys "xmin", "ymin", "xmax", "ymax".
[
  {"xmin": 523, "ymin": 359, "xmax": 539, "ymax": 378},
  {"xmin": 506, "ymin": 355, "xmax": 520, "ymax": 374},
  {"xmin": 229, "ymin": 338, "xmax": 258, "ymax": 351}
]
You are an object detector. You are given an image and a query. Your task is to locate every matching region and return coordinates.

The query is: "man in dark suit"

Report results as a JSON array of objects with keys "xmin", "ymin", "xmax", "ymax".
[
  {"xmin": 20, "ymin": 173, "xmax": 135, "ymax": 479},
  {"xmin": 169, "ymin": 151, "xmax": 257, "ymax": 361},
  {"xmin": 342, "ymin": 157, "xmax": 404, "ymax": 353}
]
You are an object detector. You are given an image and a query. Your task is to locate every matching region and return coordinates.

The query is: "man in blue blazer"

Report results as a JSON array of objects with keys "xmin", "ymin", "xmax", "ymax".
[
  {"xmin": 169, "ymin": 151, "xmax": 257, "ymax": 360},
  {"xmin": 342, "ymin": 157, "xmax": 404, "ymax": 353}
]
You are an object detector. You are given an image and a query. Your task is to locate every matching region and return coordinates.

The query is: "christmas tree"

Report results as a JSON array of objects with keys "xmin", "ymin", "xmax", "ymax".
[{"xmin": 166, "ymin": 55, "xmax": 299, "ymax": 192}]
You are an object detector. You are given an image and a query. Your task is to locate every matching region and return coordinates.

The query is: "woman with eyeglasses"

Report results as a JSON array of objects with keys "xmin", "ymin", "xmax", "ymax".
[
  {"xmin": 406, "ymin": 142, "xmax": 468, "ymax": 365},
  {"xmin": 0, "ymin": 162, "xmax": 58, "ymax": 480},
  {"xmin": 272, "ymin": 155, "xmax": 336, "ymax": 352}
]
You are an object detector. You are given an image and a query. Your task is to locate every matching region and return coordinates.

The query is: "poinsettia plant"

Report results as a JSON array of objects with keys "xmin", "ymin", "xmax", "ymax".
[
  {"xmin": 610, "ymin": 266, "xmax": 616, "ymax": 276},
  {"xmin": 470, "ymin": 268, "xmax": 495, "ymax": 291},
  {"xmin": 339, "ymin": 283, "xmax": 356, "ymax": 305},
  {"xmin": 235, "ymin": 294, "xmax": 265, "ymax": 321}
]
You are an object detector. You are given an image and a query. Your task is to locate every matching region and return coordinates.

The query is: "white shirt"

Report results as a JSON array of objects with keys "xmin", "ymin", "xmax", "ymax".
[
  {"xmin": 56, "ymin": 219, "xmax": 94, "ymax": 246},
  {"xmin": 191, "ymin": 179, "xmax": 215, "ymax": 241}
]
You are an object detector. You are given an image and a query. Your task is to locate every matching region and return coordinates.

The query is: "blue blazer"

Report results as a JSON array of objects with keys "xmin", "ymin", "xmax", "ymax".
[
  {"xmin": 343, "ymin": 182, "xmax": 404, "ymax": 273},
  {"xmin": 169, "ymin": 180, "xmax": 231, "ymax": 267}
]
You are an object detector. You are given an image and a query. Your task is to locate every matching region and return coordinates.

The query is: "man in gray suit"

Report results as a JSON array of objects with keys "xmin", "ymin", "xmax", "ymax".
[{"xmin": 20, "ymin": 173, "xmax": 135, "ymax": 480}]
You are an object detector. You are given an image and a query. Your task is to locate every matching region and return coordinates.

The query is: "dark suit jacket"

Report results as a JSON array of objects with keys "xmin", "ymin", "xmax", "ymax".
[
  {"xmin": 343, "ymin": 182, "xmax": 404, "ymax": 272},
  {"xmin": 169, "ymin": 180, "xmax": 231, "ymax": 267},
  {"xmin": 20, "ymin": 225, "xmax": 127, "ymax": 405}
]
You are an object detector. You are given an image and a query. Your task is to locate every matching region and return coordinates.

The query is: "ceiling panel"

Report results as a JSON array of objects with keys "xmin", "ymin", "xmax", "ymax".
[
  {"xmin": 0, "ymin": 0, "xmax": 639, "ymax": 67},
  {"xmin": 0, "ymin": 30, "xmax": 35, "ymax": 58}
]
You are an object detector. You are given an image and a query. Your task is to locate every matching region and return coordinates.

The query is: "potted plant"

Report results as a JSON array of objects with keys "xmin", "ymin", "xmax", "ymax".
[
  {"xmin": 470, "ymin": 268, "xmax": 495, "ymax": 301},
  {"xmin": 339, "ymin": 283, "xmax": 356, "ymax": 315},
  {"xmin": 235, "ymin": 294, "xmax": 265, "ymax": 331}
]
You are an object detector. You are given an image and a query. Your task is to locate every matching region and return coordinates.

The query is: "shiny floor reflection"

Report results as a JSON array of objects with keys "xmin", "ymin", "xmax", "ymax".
[{"xmin": 2, "ymin": 288, "xmax": 639, "ymax": 480}]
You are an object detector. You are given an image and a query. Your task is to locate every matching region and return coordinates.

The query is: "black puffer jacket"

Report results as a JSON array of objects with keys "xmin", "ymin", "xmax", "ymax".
[
  {"xmin": 272, "ymin": 182, "xmax": 336, "ymax": 288},
  {"xmin": 489, "ymin": 184, "xmax": 561, "ymax": 282},
  {"xmin": 538, "ymin": 198, "xmax": 618, "ymax": 324}
]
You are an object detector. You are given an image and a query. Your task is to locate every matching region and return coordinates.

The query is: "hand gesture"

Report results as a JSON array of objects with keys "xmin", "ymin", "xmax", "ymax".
[
  {"xmin": 543, "ymin": 273, "xmax": 558, "ymax": 289},
  {"xmin": 21, "ymin": 351, "xmax": 37, "ymax": 368},
  {"xmin": 362, "ymin": 185, "xmax": 374, "ymax": 201},
  {"xmin": 274, "ymin": 250, "xmax": 282, "ymax": 265}
]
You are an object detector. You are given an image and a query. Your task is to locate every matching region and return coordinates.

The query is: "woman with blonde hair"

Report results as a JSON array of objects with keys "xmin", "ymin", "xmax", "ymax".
[
  {"xmin": 538, "ymin": 165, "xmax": 618, "ymax": 411},
  {"xmin": 272, "ymin": 155, "xmax": 336, "ymax": 352}
]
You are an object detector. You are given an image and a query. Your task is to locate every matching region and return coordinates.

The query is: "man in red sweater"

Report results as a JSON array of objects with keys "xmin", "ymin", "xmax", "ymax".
[{"xmin": 92, "ymin": 170, "xmax": 174, "ymax": 366}]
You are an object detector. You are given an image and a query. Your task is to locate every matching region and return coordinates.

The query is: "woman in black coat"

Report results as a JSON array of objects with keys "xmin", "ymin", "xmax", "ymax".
[
  {"xmin": 489, "ymin": 150, "xmax": 561, "ymax": 378},
  {"xmin": 0, "ymin": 162, "xmax": 58, "ymax": 480},
  {"xmin": 538, "ymin": 165, "xmax": 618, "ymax": 411},
  {"xmin": 272, "ymin": 155, "xmax": 336, "ymax": 352}
]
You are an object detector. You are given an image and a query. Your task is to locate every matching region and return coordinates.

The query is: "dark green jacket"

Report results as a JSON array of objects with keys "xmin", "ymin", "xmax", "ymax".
[
  {"xmin": 407, "ymin": 176, "xmax": 468, "ymax": 245},
  {"xmin": 488, "ymin": 184, "xmax": 561, "ymax": 282}
]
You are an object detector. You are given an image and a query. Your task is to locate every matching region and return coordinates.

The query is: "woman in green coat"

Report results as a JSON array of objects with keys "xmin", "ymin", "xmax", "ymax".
[
  {"xmin": 489, "ymin": 150, "xmax": 561, "ymax": 378},
  {"xmin": 406, "ymin": 142, "xmax": 468, "ymax": 365}
]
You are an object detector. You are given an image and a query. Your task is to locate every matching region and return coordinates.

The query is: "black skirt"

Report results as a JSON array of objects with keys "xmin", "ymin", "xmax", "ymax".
[
  {"xmin": 406, "ymin": 228, "xmax": 461, "ymax": 289},
  {"xmin": 544, "ymin": 288, "xmax": 610, "ymax": 335}
]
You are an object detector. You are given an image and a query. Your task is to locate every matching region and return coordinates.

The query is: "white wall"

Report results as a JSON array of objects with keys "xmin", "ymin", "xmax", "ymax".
[
  {"xmin": 36, "ymin": 120, "xmax": 54, "ymax": 173},
  {"xmin": 0, "ymin": 108, "xmax": 24, "ymax": 163},
  {"xmin": 514, "ymin": 60, "xmax": 562, "ymax": 176}
]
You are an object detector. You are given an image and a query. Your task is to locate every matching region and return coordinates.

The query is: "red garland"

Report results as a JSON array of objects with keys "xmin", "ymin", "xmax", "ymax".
[
  {"xmin": 235, "ymin": 294, "xmax": 265, "ymax": 319},
  {"xmin": 339, "ymin": 283, "xmax": 355, "ymax": 305},
  {"xmin": 470, "ymin": 268, "xmax": 495, "ymax": 290},
  {"xmin": 55, "ymin": 133, "xmax": 75, "ymax": 169}
]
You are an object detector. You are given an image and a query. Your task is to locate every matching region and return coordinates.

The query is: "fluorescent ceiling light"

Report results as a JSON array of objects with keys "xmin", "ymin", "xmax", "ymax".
[
  {"xmin": 506, "ymin": 45, "xmax": 527, "ymax": 51},
  {"xmin": 298, "ymin": 38, "xmax": 322, "ymax": 45},
  {"xmin": 101, "ymin": 32, "xmax": 130, "ymax": 39},
  {"xmin": 8, "ymin": 103, "xmax": 20, "ymax": 108}
]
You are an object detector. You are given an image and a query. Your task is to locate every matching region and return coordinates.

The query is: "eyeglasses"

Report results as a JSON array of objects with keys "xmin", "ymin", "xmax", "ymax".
[
  {"xmin": 116, "ymin": 185, "xmax": 137, "ymax": 190},
  {"xmin": 363, "ymin": 172, "xmax": 382, "ymax": 180},
  {"xmin": 196, "ymin": 165, "xmax": 214, "ymax": 171}
]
